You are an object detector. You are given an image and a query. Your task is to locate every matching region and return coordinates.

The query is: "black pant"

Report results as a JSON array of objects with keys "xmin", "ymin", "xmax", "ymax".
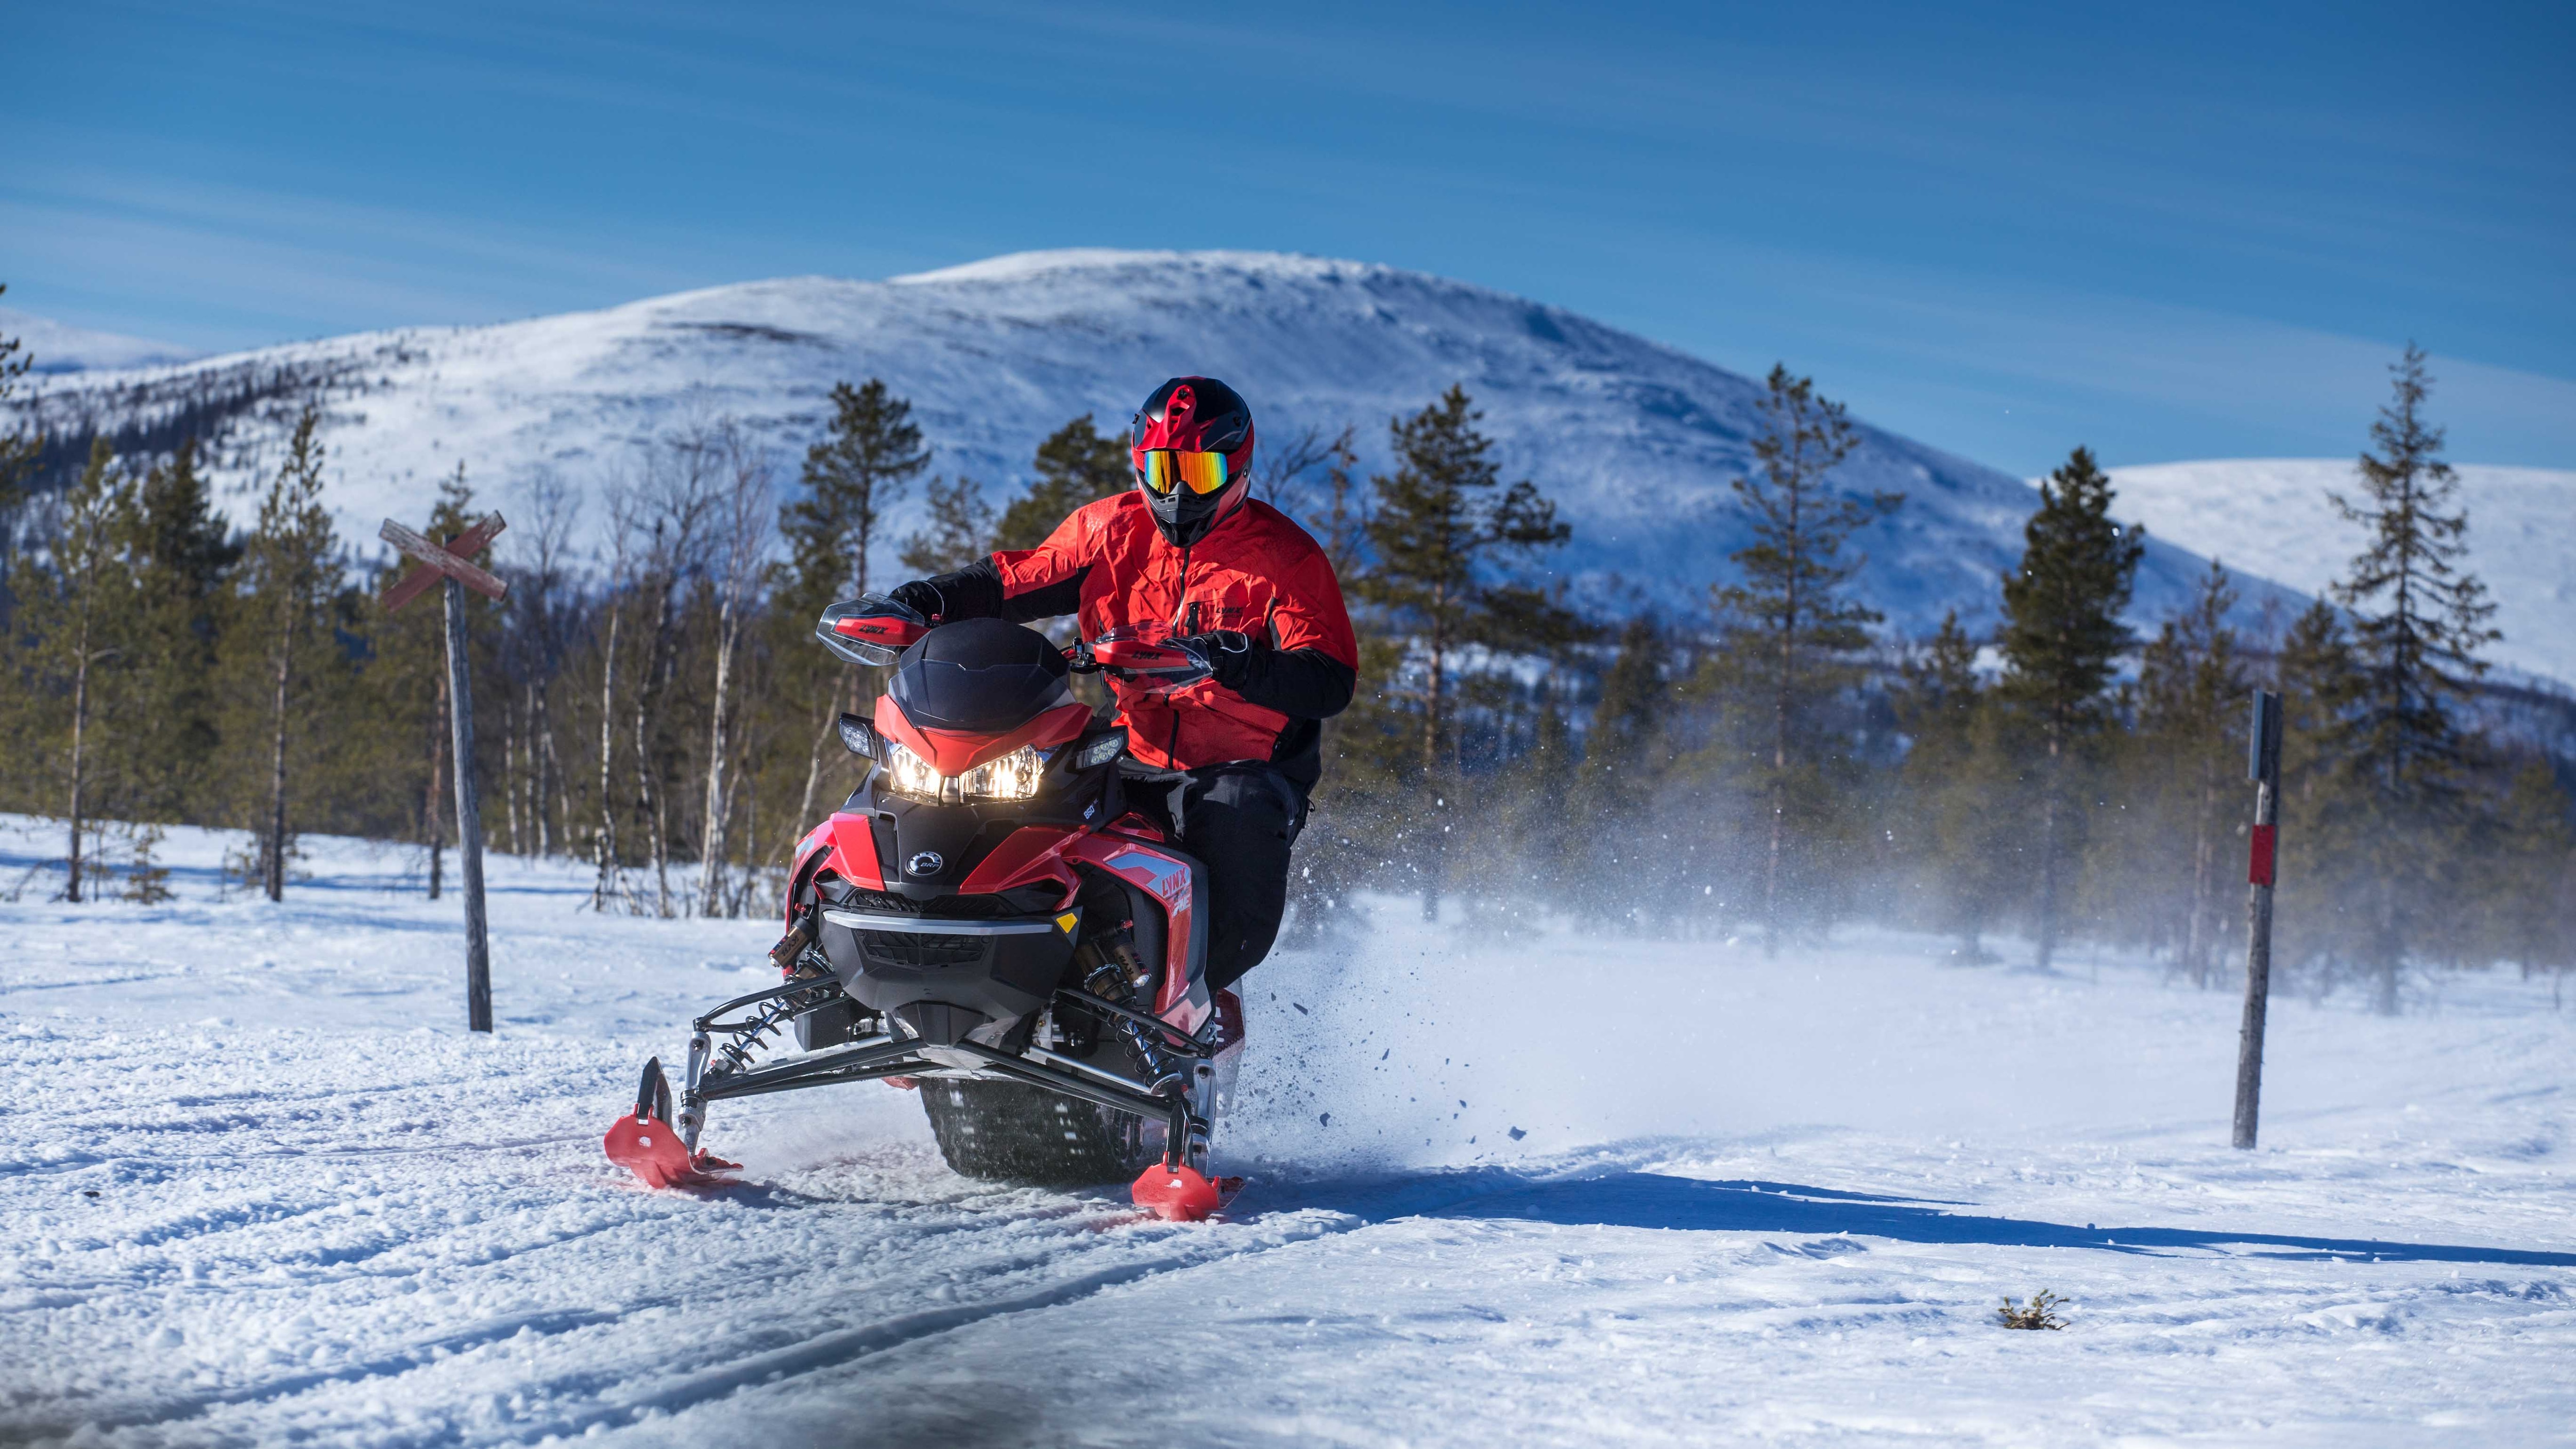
[{"xmin": 1129, "ymin": 762, "xmax": 1304, "ymax": 992}]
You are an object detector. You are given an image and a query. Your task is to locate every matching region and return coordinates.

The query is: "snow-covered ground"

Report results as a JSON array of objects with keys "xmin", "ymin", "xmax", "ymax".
[
  {"xmin": 4, "ymin": 816, "xmax": 2570, "ymax": 1447},
  {"xmin": 2110, "ymin": 458, "xmax": 2576, "ymax": 686}
]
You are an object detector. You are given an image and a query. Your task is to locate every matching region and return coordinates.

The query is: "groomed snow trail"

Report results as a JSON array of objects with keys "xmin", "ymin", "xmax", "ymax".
[{"xmin": 4, "ymin": 819, "xmax": 2570, "ymax": 1446}]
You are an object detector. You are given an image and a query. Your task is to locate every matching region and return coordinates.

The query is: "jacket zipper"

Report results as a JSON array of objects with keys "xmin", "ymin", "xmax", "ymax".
[{"xmin": 1167, "ymin": 542, "xmax": 1192, "ymax": 764}]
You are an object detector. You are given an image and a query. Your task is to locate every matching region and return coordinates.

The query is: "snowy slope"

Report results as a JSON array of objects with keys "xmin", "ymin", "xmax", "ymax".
[
  {"xmin": 15, "ymin": 250, "xmax": 2294, "ymax": 641},
  {"xmin": 2109, "ymin": 459, "xmax": 2575, "ymax": 685},
  {"xmin": 0, "ymin": 307, "xmax": 200, "ymax": 373},
  {"xmin": 5, "ymin": 816, "xmax": 2572, "ymax": 1446}
]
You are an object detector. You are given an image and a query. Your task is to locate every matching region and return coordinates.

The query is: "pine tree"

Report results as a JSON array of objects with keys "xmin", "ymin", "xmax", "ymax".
[
  {"xmin": 28, "ymin": 439, "xmax": 136, "ymax": 902},
  {"xmin": 1997, "ymin": 446, "xmax": 2145, "ymax": 969},
  {"xmin": 784, "ymin": 380, "xmax": 930, "ymax": 609},
  {"xmin": 2131, "ymin": 562, "xmax": 2248, "ymax": 985},
  {"xmin": 1356, "ymin": 384, "xmax": 1577, "ymax": 920},
  {"xmin": 240, "ymin": 407, "xmax": 340, "ymax": 902},
  {"xmin": 992, "ymin": 416, "xmax": 1129, "ymax": 552},
  {"xmin": 1714, "ymin": 365, "xmax": 1903, "ymax": 954},
  {"xmin": 777, "ymin": 381, "xmax": 930, "ymax": 838},
  {"xmin": 2325, "ymin": 345, "xmax": 2499, "ymax": 1013},
  {"xmin": 898, "ymin": 475, "xmax": 997, "ymax": 575}
]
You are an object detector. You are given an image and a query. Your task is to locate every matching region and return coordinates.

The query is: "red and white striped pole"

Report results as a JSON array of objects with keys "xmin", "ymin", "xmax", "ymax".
[{"xmin": 2232, "ymin": 689, "xmax": 2284, "ymax": 1150}]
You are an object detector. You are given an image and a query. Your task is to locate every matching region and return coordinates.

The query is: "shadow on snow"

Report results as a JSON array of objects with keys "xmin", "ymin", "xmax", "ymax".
[{"xmin": 1363, "ymin": 1171, "xmax": 2576, "ymax": 1268}]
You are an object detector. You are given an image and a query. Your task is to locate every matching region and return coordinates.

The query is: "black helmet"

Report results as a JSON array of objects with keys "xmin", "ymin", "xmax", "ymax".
[{"xmin": 1129, "ymin": 376, "xmax": 1256, "ymax": 547}]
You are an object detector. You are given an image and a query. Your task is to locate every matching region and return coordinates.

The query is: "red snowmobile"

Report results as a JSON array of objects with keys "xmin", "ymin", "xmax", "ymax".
[{"xmin": 604, "ymin": 595, "xmax": 1245, "ymax": 1220}]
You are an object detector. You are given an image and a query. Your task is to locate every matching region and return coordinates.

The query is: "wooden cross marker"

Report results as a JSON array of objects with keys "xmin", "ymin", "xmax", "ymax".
[{"xmin": 381, "ymin": 513, "xmax": 509, "ymax": 1033}]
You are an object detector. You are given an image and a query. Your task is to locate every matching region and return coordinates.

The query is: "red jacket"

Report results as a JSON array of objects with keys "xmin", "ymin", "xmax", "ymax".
[{"xmin": 984, "ymin": 492, "xmax": 1358, "ymax": 775}]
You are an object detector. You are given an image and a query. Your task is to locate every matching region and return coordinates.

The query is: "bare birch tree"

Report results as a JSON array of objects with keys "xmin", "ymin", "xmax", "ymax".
[{"xmin": 697, "ymin": 422, "xmax": 776, "ymax": 916}]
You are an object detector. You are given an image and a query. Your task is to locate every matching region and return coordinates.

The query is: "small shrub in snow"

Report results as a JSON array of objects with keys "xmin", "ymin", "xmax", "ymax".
[{"xmin": 1997, "ymin": 1290, "xmax": 2067, "ymax": 1330}]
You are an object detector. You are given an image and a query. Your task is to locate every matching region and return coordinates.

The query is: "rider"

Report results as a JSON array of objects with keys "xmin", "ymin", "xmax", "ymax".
[{"xmin": 886, "ymin": 377, "xmax": 1355, "ymax": 991}]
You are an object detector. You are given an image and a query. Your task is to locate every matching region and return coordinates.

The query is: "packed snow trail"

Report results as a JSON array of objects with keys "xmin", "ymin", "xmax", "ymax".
[{"xmin": 4, "ymin": 819, "xmax": 2571, "ymax": 1446}]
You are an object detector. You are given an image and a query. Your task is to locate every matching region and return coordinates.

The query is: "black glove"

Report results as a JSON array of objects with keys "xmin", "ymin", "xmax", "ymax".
[
  {"xmin": 887, "ymin": 579, "xmax": 945, "ymax": 622},
  {"xmin": 1176, "ymin": 629, "xmax": 1257, "ymax": 688}
]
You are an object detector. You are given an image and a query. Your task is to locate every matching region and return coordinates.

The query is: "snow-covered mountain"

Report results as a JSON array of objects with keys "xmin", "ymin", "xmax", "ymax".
[
  {"xmin": 18, "ymin": 249, "xmax": 2296, "ymax": 640},
  {"xmin": 2109, "ymin": 459, "xmax": 2574, "ymax": 686},
  {"xmin": 0, "ymin": 306, "xmax": 200, "ymax": 372}
]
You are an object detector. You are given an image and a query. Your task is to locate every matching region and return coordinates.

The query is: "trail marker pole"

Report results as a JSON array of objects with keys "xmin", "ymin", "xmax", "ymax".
[
  {"xmin": 2232, "ymin": 688, "xmax": 2284, "ymax": 1150},
  {"xmin": 380, "ymin": 514, "xmax": 508, "ymax": 1033}
]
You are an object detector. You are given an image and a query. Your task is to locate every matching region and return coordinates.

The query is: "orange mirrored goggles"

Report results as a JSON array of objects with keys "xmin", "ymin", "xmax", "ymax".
[{"xmin": 1139, "ymin": 449, "xmax": 1232, "ymax": 496}]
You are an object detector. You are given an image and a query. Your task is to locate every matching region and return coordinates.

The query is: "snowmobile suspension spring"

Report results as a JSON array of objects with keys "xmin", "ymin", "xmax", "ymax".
[{"xmin": 709, "ymin": 997, "xmax": 803, "ymax": 1077}]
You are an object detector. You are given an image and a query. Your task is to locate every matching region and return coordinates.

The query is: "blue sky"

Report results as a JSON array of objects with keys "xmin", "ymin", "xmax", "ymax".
[{"xmin": 5, "ymin": 0, "xmax": 2570, "ymax": 475}]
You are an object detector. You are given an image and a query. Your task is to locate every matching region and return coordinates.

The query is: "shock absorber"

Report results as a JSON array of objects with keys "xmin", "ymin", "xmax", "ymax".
[{"xmin": 1077, "ymin": 929, "xmax": 1177, "ymax": 1086}]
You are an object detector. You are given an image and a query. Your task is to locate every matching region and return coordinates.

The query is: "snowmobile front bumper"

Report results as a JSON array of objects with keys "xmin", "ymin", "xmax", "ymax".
[{"xmin": 606, "ymin": 976, "xmax": 1219, "ymax": 1214}]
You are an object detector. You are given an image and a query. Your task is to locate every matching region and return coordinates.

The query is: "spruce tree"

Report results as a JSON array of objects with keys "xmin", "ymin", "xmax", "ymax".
[
  {"xmin": 2485, "ymin": 762, "xmax": 2573, "ymax": 1005},
  {"xmin": 113, "ymin": 438, "xmax": 239, "ymax": 821},
  {"xmin": 1356, "ymin": 384, "xmax": 1577, "ymax": 919},
  {"xmin": 0, "ymin": 284, "xmax": 40, "ymax": 507},
  {"xmin": 1714, "ymin": 364, "xmax": 1902, "ymax": 955},
  {"xmin": 1573, "ymin": 618, "xmax": 1671, "ymax": 921},
  {"xmin": 1997, "ymin": 445, "xmax": 2144, "ymax": 969},
  {"xmin": 1578, "ymin": 618, "xmax": 1671, "ymax": 818},
  {"xmin": 2323, "ymin": 345, "xmax": 2499, "ymax": 1012},
  {"xmin": 239, "ymin": 407, "xmax": 341, "ymax": 902},
  {"xmin": 2270, "ymin": 599, "xmax": 2369, "ymax": 977},
  {"xmin": 1893, "ymin": 611, "xmax": 2015, "ymax": 959},
  {"xmin": 2132, "ymin": 562, "xmax": 2248, "ymax": 985},
  {"xmin": 992, "ymin": 416, "xmax": 1129, "ymax": 552}
]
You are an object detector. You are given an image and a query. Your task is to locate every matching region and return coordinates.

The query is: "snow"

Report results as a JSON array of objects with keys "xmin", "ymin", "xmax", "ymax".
[
  {"xmin": 0, "ymin": 307, "xmax": 201, "ymax": 373},
  {"xmin": 6, "ymin": 814, "xmax": 2571, "ymax": 1446},
  {"xmin": 2108, "ymin": 458, "xmax": 2576, "ymax": 687},
  {"xmin": 13, "ymin": 249, "xmax": 2300, "ymax": 647}
]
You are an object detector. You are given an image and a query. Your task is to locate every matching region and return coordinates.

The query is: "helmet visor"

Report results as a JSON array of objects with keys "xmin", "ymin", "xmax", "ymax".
[{"xmin": 1140, "ymin": 448, "xmax": 1231, "ymax": 497}]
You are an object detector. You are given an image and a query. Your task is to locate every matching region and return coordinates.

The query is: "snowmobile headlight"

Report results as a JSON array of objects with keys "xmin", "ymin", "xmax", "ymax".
[
  {"xmin": 878, "ymin": 742, "xmax": 1047, "ymax": 803},
  {"xmin": 959, "ymin": 745, "xmax": 1046, "ymax": 801},
  {"xmin": 880, "ymin": 741, "xmax": 946, "ymax": 800}
]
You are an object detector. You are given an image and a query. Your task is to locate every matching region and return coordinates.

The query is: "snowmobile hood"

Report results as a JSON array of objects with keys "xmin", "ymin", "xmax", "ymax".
[{"xmin": 886, "ymin": 619, "xmax": 1076, "ymax": 734}]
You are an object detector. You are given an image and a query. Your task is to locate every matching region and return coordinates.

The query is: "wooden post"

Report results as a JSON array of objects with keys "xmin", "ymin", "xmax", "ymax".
[
  {"xmin": 2232, "ymin": 688, "xmax": 2284, "ymax": 1150},
  {"xmin": 445, "ymin": 574, "xmax": 493, "ymax": 1033},
  {"xmin": 380, "ymin": 513, "xmax": 509, "ymax": 1034}
]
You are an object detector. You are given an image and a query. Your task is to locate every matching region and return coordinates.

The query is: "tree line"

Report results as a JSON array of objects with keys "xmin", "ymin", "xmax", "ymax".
[{"xmin": 2, "ymin": 296, "xmax": 2567, "ymax": 1011}]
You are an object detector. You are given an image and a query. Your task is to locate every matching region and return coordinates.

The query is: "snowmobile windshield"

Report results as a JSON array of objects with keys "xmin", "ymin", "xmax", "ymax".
[{"xmin": 887, "ymin": 618, "xmax": 1075, "ymax": 734}]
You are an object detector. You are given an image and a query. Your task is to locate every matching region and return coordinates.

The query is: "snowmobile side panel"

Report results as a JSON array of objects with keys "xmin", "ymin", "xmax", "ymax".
[
  {"xmin": 1069, "ymin": 833, "xmax": 1212, "ymax": 1033},
  {"xmin": 827, "ymin": 812, "xmax": 885, "ymax": 891},
  {"xmin": 957, "ymin": 823, "xmax": 1080, "ymax": 895}
]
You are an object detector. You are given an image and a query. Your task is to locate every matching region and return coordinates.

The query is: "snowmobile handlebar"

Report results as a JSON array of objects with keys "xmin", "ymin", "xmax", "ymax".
[
  {"xmin": 1068, "ymin": 627, "xmax": 1214, "ymax": 691},
  {"xmin": 815, "ymin": 594, "xmax": 931, "ymax": 667}
]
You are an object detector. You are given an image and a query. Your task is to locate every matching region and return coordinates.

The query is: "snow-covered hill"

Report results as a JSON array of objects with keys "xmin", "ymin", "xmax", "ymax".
[
  {"xmin": 6, "ymin": 816, "xmax": 2573, "ymax": 1444},
  {"xmin": 0, "ymin": 306, "xmax": 200, "ymax": 373},
  {"xmin": 2109, "ymin": 459, "xmax": 2575, "ymax": 685},
  {"xmin": 16, "ymin": 250, "xmax": 2295, "ymax": 641}
]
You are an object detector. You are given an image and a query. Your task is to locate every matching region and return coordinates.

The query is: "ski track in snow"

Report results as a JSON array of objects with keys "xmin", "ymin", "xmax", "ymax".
[{"xmin": 3, "ymin": 817, "xmax": 2571, "ymax": 1446}]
